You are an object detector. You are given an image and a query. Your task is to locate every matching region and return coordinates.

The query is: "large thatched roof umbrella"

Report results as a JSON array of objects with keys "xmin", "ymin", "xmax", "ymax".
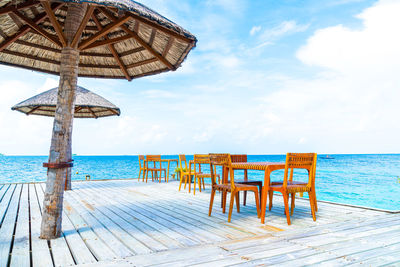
[{"xmin": 0, "ymin": 0, "xmax": 196, "ymax": 239}]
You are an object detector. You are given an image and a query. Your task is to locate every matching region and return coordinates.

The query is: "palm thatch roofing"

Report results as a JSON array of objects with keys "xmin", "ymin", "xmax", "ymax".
[
  {"xmin": 12, "ymin": 86, "xmax": 120, "ymax": 118},
  {"xmin": 0, "ymin": 0, "xmax": 197, "ymax": 81}
]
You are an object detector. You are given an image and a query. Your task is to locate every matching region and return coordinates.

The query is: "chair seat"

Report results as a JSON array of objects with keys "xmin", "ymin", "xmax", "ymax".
[
  {"xmin": 195, "ymin": 173, "xmax": 220, "ymax": 178},
  {"xmin": 229, "ymin": 180, "xmax": 262, "ymax": 185},
  {"xmin": 269, "ymin": 183, "xmax": 311, "ymax": 193},
  {"xmin": 147, "ymin": 168, "xmax": 166, "ymax": 171},
  {"xmin": 182, "ymin": 170, "xmax": 200, "ymax": 175},
  {"xmin": 214, "ymin": 183, "xmax": 259, "ymax": 192}
]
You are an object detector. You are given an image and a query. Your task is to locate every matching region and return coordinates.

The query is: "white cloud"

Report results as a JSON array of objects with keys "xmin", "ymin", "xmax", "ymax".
[
  {"xmin": 259, "ymin": 20, "xmax": 310, "ymax": 41},
  {"xmin": 297, "ymin": 0, "xmax": 400, "ymax": 76},
  {"xmin": 250, "ymin": 26, "xmax": 261, "ymax": 36}
]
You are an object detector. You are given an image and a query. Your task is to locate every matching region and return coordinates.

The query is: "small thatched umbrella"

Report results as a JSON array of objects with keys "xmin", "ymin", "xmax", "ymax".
[
  {"xmin": 12, "ymin": 86, "xmax": 120, "ymax": 191},
  {"xmin": 11, "ymin": 86, "xmax": 121, "ymax": 190},
  {"xmin": 0, "ymin": 0, "xmax": 196, "ymax": 239},
  {"xmin": 12, "ymin": 86, "xmax": 121, "ymax": 118}
]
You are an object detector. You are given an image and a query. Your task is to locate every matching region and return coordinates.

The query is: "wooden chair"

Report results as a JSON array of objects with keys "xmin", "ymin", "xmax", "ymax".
[
  {"xmin": 192, "ymin": 154, "xmax": 220, "ymax": 195},
  {"xmin": 178, "ymin": 154, "xmax": 196, "ymax": 192},
  {"xmin": 230, "ymin": 154, "xmax": 262, "ymax": 206},
  {"xmin": 208, "ymin": 153, "xmax": 260, "ymax": 222},
  {"xmin": 268, "ymin": 153, "xmax": 318, "ymax": 225},
  {"xmin": 145, "ymin": 155, "xmax": 166, "ymax": 183},
  {"xmin": 138, "ymin": 155, "xmax": 147, "ymax": 181}
]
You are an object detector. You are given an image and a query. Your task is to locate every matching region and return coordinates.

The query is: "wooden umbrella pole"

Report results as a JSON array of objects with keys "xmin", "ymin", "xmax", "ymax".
[{"xmin": 40, "ymin": 3, "xmax": 87, "ymax": 240}]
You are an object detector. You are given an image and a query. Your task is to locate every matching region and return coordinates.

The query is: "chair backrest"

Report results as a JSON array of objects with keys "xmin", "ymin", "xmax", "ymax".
[
  {"xmin": 231, "ymin": 154, "xmax": 247, "ymax": 163},
  {"xmin": 179, "ymin": 154, "xmax": 188, "ymax": 171},
  {"xmin": 284, "ymin": 153, "xmax": 317, "ymax": 187},
  {"xmin": 209, "ymin": 153, "xmax": 234, "ymax": 189},
  {"xmin": 138, "ymin": 155, "xmax": 145, "ymax": 168},
  {"xmin": 193, "ymin": 154, "xmax": 210, "ymax": 173},
  {"xmin": 146, "ymin": 155, "xmax": 162, "ymax": 169}
]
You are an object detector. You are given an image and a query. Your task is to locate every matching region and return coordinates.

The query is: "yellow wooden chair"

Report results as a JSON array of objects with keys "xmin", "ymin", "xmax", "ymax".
[
  {"xmin": 145, "ymin": 155, "xmax": 167, "ymax": 183},
  {"xmin": 268, "ymin": 153, "xmax": 318, "ymax": 225},
  {"xmin": 192, "ymin": 154, "xmax": 220, "ymax": 195},
  {"xmin": 208, "ymin": 153, "xmax": 260, "ymax": 222},
  {"xmin": 178, "ymin": 154, "xmax": 196, "ymax": 192},
  {"xmin": 138, "ymin": 155, "xmax": 147, "ymax": 181}
]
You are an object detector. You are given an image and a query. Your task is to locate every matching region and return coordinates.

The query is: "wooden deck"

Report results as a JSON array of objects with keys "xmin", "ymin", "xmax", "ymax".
[{"xmin": 0, "ymin": 179, "xmax": 399, "ymax": 266}]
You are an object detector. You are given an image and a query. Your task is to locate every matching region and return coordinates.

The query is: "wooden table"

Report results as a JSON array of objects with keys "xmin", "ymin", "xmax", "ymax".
[
  {"xmin": 231, "ymin": 162, "xmax": 285, "ymax": 224},
  {"xmin": 161, "ymin": 159, "xmax": 178, "ymax": 182}
]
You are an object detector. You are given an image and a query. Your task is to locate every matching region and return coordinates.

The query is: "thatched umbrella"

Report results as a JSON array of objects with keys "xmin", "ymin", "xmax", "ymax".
[
  {"xmin": 12, "ymin": 86, "xmax": 121, "ymax": 118},
  {"xmin": 0, "ymin": 0, "xmax": 196, "ymax": 239},
  {"xmin": 12, "ymin": 85, "xmax": 121, "ymax": 191}
]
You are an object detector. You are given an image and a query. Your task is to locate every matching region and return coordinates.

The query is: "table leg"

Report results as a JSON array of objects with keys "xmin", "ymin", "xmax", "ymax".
[
  {"xmin": 261, "ymin": 168, "xmax": 271, "ymax": 224},
  {"xmin": 243, "ymin": 169, "xmax": 248, "ymax": 206},
  {"xmin": 167, "ymin": 160, "xmax": 170, "ymax": 183}
]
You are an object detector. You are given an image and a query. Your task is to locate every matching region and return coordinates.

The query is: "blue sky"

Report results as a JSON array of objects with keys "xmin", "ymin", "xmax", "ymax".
[{"xmin": 1, "ymin": 0, "xmax": 400, "ymax": 155}]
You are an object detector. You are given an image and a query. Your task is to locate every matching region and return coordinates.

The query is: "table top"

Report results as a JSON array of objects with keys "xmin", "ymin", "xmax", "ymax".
[{"xmin": 231, "ymin": 162, "xmax": 285, "ymax": 170}]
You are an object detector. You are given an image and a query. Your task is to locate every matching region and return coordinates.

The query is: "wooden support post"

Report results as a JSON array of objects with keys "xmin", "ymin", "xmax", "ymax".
[{"xmin": 40, "ymin": 2, "xmax": 88, "ymax": 240}]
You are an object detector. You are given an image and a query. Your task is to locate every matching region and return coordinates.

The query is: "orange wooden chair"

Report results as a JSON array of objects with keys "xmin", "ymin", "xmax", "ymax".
[
  {"xmin": 145, "ymin": 155, "xmax": 166, "ymax": 183},
  {"xmin": 138, "ymin": 155, "xmax": 147, "ymax": 181},
  {"xmin": 230, "ymin": 154, "xmax": 262, "ymax": 206},
  {"xmin": 268, "ymin": 153, "xmax": 318, "ymax": 225},
  {"xmin": 208, "ymin": 153, "xmax": 260, "ymax": 222}
]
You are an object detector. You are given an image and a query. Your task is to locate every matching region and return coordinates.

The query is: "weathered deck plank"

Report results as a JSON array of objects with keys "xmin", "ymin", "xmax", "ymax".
[
  {"xmin": 36, "ymin": 183, "xmax": 75, "ymax": 267},
  {"xmin": 29, "ymin": 184, "xmax": 54, "ymax": 267},
  {"xmin": 0, "ymin": 179, "xmax": 399, "ymax": 267},
  {"xmin": 10, "ymin": 184, "xmax": 30, "ymax": 267},
  {"xmin": 0, "ymin": 184, "xmax": 20, "ymax": 267}
]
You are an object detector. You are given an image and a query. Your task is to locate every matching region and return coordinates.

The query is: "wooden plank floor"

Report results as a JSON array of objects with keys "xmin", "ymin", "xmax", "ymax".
[{"xmin": 0, "ymin": 180, "xmax": 399, "ymax": 266}]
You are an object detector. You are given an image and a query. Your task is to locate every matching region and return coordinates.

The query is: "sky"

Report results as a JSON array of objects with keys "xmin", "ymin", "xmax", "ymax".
[{"xmin": 1, "ymin": 0, "xmax": 400, "ymax": 155}]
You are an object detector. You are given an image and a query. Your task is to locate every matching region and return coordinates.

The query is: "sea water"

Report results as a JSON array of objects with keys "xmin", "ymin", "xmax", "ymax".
[{"xmin": 0, "ymin": 154, "xmax": 399, "ymax": 211}]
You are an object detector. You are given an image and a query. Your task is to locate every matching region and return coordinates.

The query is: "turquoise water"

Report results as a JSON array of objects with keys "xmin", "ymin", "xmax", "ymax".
[{"xmin": 0, "ymin": 154, "xmax": 399, "ymax": 211}]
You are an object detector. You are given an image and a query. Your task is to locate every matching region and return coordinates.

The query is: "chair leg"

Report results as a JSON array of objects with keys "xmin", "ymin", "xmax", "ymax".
[
  {"xmin": 184, "ymin": 174, "xmax": 187, "ymax": 189},
  {"xmin": 193, "ymin": 176, "xmax": 197, "ymax": 195},
  {"xmin": 309, "ymin": 190, "xmax": 317, "ymax": 221},
  {"xmin": 138, "ymin": 169, "xmax": 142, "ymax": 181},
  {"xmin": 268, "ymin": 191, "xmax": 274, "ymax": 211},
  {"xmin": 222, "ymin": 190, "xmax": 227, "ymax": 214},
  {"xmin": 202, "ymin": 178, "xmax": 205, "ymax": 190},
  {"xmin": 228, "ymin": 191, "xmax": 235, "ymax": 222},
  {"xmin": 235, "ymin": 191, "xmax": 240, "ymax": 213},
  {"xmin": 209, "ymin": 187, "xmax": 216, "ymax": 216},
  {"xmin": 243, "ymin": 191, "xmax": 247, "ymax": 206},
  {"xmin": 312, "ymin": 190, "xmax": 318, "ymax": 212},
  {"xmin": 291, "ymin": 193, "xmax": 295, "ymax": 216},
  {"xmin": 179, "ymin": 174, "xmax": 185, "ymax": 191},
  {"xmin": 254, "ymin": 190, "xmax": 260, "ymax": 218},
  {"xmin": 188, "ymin": 175, "xmax": 192, "ymax": 193},
  {"xmin": 199, "ymin": 178, "xmax": 204, "ymax": 192},
  {"xmin": 145, "ymin": 169, "xmax": 149, "ymax": 183},
  {"xmin": 282, "ymin": 192, "xmax": 291, "ymax": 225},
  {"xmin": 142, "ymin": 169, "xmax": 146, "ymax": 182}
]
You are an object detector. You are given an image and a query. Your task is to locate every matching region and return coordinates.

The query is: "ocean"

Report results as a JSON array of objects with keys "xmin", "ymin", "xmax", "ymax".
[{"xmin": 0, "ymin": 154, "xmax": 399, "ymax": 211}]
